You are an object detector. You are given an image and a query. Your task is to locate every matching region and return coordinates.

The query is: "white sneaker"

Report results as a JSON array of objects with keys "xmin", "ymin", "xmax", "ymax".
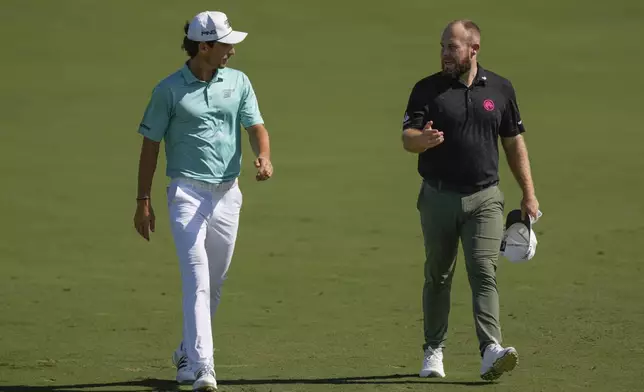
[
  {"xmin": 192, "ymin": 364, "xmax": 217, "ymax": 392},
  {"xmin": 419, "ymin": 347, "xmax": 446, "ymax": 378},
  {"xmin": 172, "ymin": 348, "xmax": 195, "ymax": 384},
  {"xmin": 480, "ymin": 344, "xmax": 519, "ymax": 381}
]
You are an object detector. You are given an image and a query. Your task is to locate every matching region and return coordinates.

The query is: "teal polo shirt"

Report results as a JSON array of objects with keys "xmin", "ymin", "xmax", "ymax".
[{"xmin": 138, "ymin": 63, "xmax": 264, "ymax": 183}]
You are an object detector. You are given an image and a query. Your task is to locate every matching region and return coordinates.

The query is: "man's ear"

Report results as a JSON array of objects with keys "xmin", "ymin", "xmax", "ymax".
[
  {"xmin": 471, "ymin": 43, "xmax": 480, "ymax": 57},
  {"xmin": 198, "ymin": 42, "xmax": 211, "ymax": 53}
]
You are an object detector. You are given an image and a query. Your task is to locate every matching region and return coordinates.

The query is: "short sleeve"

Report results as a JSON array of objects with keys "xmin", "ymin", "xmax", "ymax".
[
  {"xmin": 499, "ymin": 82, "xmax": 526, "ymax": 138},
  {"xmin": 137, "ymin": 84, "xmax": 173, "ymax": 142},
  {"xmin": 402, "ymin": 82, "xmax": 427, "ymax": 131},
  {"xmin": 239, "ymin": 73, "xmax": 264, "ymax": 128}
]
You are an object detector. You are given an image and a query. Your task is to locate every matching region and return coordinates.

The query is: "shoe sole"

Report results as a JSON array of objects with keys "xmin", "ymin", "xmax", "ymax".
[
  {"xmin": 419, "ymin": 369, "xmax": 446, "ymax": 378},
  {"xmin": 481, "ymin": 349, "xmax": 518, "ymax": 381},
  {"xmin": 193, "ymin": 377, "xmax": 217, "ymax": 391},
  {"xmin": 193, "ymin": 386, "xmax": 217, "ymax": 392}
]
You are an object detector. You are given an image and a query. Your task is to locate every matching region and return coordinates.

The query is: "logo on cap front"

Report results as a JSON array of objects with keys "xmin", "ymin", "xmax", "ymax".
[
  {"xmin": 483, "ymin": 99, "xmax": 495, "ymax": 111},
  {"xmin": 202, "ymin": 29, "xmax": 217, "ymax": 36}
]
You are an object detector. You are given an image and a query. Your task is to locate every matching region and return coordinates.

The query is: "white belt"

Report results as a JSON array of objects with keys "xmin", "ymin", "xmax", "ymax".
[{"xmin": 171, "ymin": 176, "xmax": 238, "ymax": 192}]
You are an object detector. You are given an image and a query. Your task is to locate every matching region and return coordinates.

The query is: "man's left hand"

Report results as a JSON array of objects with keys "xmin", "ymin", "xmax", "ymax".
[
  {"xmin": 521, "ymin": 194, "xmax": 540, "ymax": 221},
  {"xmin": 254, "ymin": 156, "xmax": 273, "ymax": 181}
]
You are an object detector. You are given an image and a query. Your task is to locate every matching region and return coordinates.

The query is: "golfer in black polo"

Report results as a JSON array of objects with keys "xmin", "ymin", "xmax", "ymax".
[{"xmin": 401, "ymin": 19, "xmax": 540, "ymax": 381}]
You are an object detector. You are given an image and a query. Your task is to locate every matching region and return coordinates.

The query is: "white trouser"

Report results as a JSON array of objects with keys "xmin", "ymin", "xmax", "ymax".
[{"xmin": 166, "ymin": 176, "xmax": 242, "ymax": 369}]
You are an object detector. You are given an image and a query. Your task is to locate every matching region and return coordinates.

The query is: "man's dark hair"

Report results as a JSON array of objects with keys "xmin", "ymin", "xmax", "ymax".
[{"xmin": 181, "ymin": 21, "xmax": 216, "ymax": 58}]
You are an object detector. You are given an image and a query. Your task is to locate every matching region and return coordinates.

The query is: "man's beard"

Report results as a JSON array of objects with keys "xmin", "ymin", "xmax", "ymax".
[{"xmin": 441, "ymin": 59, "xmax": 471, "ymax": 78}]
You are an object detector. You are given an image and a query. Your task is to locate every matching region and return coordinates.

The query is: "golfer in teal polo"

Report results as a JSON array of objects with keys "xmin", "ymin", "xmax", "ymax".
[{"xmin": 133, "ymin": 10, "xmax": 273, "ymax": 392}]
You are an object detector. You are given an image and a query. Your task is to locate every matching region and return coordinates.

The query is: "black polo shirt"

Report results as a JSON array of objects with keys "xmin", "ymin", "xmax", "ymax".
[{"xmin": 402, "ymin": 65, "xmax": 525, "ymax": 192}]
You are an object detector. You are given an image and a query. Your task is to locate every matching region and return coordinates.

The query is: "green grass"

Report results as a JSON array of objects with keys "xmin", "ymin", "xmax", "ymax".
[{"xmin": 1, "ymin": 0, "xmax": 644, "ymax": 391}]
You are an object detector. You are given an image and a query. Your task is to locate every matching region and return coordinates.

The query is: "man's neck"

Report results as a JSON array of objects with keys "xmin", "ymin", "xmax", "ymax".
[
  {"xmin": 188, "ymin": 58, "xmax": 217, "ymax": 82},
  {"xmin": 459, "ymin": 61, "xmax": 478, "ymax": 87}
]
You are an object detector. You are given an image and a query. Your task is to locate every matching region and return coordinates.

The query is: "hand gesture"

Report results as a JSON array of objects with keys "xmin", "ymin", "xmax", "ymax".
[
  {"xmin": 421, "ymin": 121, "xmax": 444, "ymax": 150},
  {"xmin": 254, "ymin": 156, "xmax": 273, "ymax": 181}
]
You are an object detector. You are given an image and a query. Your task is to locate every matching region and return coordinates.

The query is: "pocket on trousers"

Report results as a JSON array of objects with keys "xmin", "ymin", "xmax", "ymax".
[
  {"xmin": 169, "ymin": 184, "xmax": 208, "ymax": 232},
  {"xmin": 232, "ymin": 185, "xmax": 243, "ymax": 211},
  {"xmin": 416, "ymin": 182, "xmax": 425, "ymax": 211},
  {"xmin": 495, "ymin": 186, "xmax": 505, "ymax": 209},
  {"xmin": 166, "ymin": 183, "xmax": 178, "ymax": 208}
]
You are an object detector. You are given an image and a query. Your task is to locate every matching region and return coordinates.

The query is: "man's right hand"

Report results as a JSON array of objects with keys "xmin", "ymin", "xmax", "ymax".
[
  {"xmin": 420, "ymin": 121, "xmax": 444, "ymax": 150},
  {"xmin": 134, "ymin": 199, "xmax": 155, "ymax": 241},
  {"xmin": 402, "ymin": 121, "xmax": 444, "ymax": 153}
]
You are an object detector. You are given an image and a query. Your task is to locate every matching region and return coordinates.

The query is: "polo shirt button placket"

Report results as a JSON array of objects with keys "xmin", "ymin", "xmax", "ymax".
[{"xmin": 203, "ymin": 86, "xmax": 210, "ymax": 107}]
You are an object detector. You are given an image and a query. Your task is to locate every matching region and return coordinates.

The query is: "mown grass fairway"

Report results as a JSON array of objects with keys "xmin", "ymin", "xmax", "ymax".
[{"xmin": 1, "ymin": 0, "xmax": 644, "ymax": 391}]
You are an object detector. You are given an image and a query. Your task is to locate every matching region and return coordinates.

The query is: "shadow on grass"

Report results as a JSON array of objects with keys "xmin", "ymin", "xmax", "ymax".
[{"xmin": 2, "ymin": 373, "xmax": 492, "ymax": 391}]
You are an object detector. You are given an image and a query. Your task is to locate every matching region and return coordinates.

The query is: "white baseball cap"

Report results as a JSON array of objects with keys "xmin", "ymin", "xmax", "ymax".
[
  {"xmin": 500, "ymin": 209, "xmax": 543, "ymax": 263},
  {"xmin": 186, "ymin": 11, "xmax": 248, "ymax": 44}
]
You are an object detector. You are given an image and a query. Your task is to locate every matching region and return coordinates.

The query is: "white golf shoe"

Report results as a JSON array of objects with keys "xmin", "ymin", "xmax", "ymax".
[
  {"xmin": 419, "ymin": 347, "xmax": 446, "ymax": 378},
  {"xmin": 192, "ymin": 364, "xmax": 217, "ymax": 391},
  {"xmin": 172, "ymin": 347, "xmax": 195, "ymax": 384},
  {"xmin": 480, "ymin": 344, "xmax": 518, "ymax": 381}
]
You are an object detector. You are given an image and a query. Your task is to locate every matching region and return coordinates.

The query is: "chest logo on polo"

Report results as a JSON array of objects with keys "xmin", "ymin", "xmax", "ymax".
[
  {"xmin": 223, "ymin": 89, "xmax": 235, "ymax": 98},
  {"xmin": 483, "ymin": 99, "xmax": 495, "ymax": 111}
]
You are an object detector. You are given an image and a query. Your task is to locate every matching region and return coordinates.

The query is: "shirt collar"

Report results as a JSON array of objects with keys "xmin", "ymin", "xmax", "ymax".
[
  {"xmin": 473, "ymin": 63, "xmax": 488, "ymax": 86},
  {"xmin": 443, "ymin": 62, "xmax": 488, "ymax": 87},
  {"xmin": 180, "ymin": 62, "xmax": 225, "ymax": 85}
]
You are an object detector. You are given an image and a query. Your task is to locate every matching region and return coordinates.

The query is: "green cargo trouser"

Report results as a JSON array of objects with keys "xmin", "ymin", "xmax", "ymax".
[{"xmin": 417, "ymin": 180, "xmax": 505, "ymax": 354}]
